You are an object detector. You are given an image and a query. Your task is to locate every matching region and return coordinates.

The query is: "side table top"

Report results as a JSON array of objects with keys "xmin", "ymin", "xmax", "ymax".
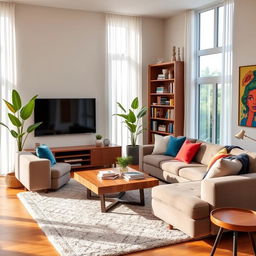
[{"xmin": 210, "ymin": 207, "xmax": 256, "ymax": 232}]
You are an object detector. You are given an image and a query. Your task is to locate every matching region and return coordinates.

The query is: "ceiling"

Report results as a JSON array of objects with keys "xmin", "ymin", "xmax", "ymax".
[{"xmin": 8, "ymin": 0, "xmax": 218, "ymax": 18}]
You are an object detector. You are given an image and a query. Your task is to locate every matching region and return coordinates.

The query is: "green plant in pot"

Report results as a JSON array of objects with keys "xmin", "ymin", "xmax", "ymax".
[
  {"xmin": 0, "ymin": 89, "xmax": 42, "ymax": 187},
  {"xmin": 114, "ymin": 97, "xmax": 147, "ymax": 164},
  {"xmin": 117, "ymin": 156, "xmax": 132, "ymax": 173},
  {"xmin": 95, "ymin": 134, "xmax": 103, "ymax": 147}
]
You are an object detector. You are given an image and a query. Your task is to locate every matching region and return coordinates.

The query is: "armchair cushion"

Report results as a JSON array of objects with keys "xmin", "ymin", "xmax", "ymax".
[
  {"xmin": 51, "ymin": 163, "xmax": 71, "ymax": 178},
  {"xmin": 36, "ymin": 144, "xmax": 56, "ymax": 166}
]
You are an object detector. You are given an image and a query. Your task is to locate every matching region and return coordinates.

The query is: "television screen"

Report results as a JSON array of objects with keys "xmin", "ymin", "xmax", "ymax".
[{"xmin": 34, "ymin": 98, "xmax": 96, "ymax": 136}]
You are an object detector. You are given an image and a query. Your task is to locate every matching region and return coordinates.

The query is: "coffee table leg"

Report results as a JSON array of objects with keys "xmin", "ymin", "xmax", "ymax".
[
  {"xmin": 233, "ymin": 231, "xmax": 238, "ymax": 256},
  {"xmin": 100, "ymin": 194, "xmax": 106, "ymax": 213},
  {"xmin": 87, "ymin": 188, "xmax": 92, "ymax": 199},
  {"xmin": 248, "ymin": 232, "xmax": 256, "ymax": 255},
  {"xmin": 140, "ymin": 189, "xmax": 145, "ymax": 206},
  {"xmin": 210, "ymin": 227, "xmax": 224, "ymax": 256}
]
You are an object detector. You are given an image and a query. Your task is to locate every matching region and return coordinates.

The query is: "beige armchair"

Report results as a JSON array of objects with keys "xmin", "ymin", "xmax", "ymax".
[{"xmin": 15, "ymin": 152, "xmax": 71, "ymax": 191}]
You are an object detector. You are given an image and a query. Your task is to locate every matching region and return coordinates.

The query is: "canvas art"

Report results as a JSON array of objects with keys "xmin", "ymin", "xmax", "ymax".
[{"xmin": 239, "ymin": 65, "xmax": 256, "ymax": 127}]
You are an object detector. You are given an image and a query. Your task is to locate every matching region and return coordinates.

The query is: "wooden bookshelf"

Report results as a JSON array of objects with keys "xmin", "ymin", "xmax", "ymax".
[{"xmin": 148, "ymin": 61, "xmax": 184, "ymax": 144}]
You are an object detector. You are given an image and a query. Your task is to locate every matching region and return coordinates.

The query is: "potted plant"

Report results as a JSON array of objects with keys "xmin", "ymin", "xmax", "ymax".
[
  {"xmin": 114, "ymin": 97, "xmax": 147, "ymax": 164},
  {"xmin": 117, "ymin": 156, "xmax": 132, "ymax": 173},
  {"xmin": 0, "ymin": 90, "xmax": 42, "ymax": 188},
  {"xmin": 95, "ymin": 134, "xmax": 103, "ymax": 147}
]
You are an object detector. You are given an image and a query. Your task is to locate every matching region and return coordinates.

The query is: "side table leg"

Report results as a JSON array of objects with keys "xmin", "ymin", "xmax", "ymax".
[
  {"xmin": 210, "ymin": 227, "xmax": 224, "ymax": 256},
  {"xmin": 248, "ymin": 232, "xmax": 256, "ymax": 255},
  {"xmin": 139, "ymin": 189, "xmax": 145, "ymax": 206},
  {"xmin": 233, "ymin": 231, "xmax": 238, "ymax": 256}
]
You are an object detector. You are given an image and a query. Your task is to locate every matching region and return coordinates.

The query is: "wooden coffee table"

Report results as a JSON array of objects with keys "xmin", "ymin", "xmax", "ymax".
[
  {"xmin": 210, "ymin": 207, "xmax": 256, "ymax": 256},
  {"xmin": 74, "ymin": 169, "xmax": 159, "ymax": 213}
]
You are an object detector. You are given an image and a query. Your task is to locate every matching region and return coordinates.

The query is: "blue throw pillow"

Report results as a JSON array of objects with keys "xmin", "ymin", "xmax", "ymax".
[
  {"xmin": 165, "ymin": 136, "xmax": 186, "ymax": 157},
  {"xmin": 36, "ymin": 144, "xmax": 56, "ymax": 166}
]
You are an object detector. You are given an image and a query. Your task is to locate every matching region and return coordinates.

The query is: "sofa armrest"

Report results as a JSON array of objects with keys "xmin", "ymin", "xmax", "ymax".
[
  {"xmin": 139, "ymin": 144, "xmax": 154, "ymax": 171},
  {"xmin": 19, "ymin": 154, "xmax": 51, "ymax": 191},
  {"xmin": 201, "ymin": 173, "xmax": 256, "ymax": 210}
]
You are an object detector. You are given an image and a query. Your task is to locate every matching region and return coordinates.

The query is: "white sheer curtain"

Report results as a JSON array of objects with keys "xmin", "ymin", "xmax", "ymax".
[
  {"xmin": 219, "ymin": 0, "xmax": 234, "ymax": 145},
  {"xmin": 106, "ymin": 14, "xmax": 142, "ymax": 154},
  {"xmin": 0, "ymin": 2, "xmax": 16, "ymax": 175},
  {"xmin": 184, "ymin": 10, "xmax": 197, "ymax": 138}
]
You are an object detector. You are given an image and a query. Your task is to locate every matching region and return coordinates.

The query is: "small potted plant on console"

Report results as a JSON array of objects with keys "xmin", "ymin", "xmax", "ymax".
[{"xmin": 95, "ymin": 134, "xmax": 103, "ymax": 147}]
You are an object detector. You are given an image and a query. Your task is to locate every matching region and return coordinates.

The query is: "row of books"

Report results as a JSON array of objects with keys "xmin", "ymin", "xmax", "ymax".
[
  {"xmin": 155, "ymin": 83, "xmax": 175, "ymax": 94},
  {"xmin": 165, "ymin": 109, "xmax": 175, "ymax": 119},
  {"xmin": 151, "ymin": 121, "xmax": 174, "ymax": 133},
  {"xmin": 151, "ymin": 108, "xmax": 174, "ymax": 119}
]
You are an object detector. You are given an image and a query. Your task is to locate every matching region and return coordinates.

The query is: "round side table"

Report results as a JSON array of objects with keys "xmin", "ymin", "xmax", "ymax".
[{"xmin": 210, "ymin": 207, "xmax": 256, "ymax": 256}]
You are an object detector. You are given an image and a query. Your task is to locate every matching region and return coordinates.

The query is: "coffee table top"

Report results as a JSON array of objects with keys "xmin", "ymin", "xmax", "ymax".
[
  {"xmin": 74, "ymin": 168, "xmax": 159, "ymax": 195},
  {"xmin": 210, "ymin": 207, "xmax": 256, "ymax": 232}
]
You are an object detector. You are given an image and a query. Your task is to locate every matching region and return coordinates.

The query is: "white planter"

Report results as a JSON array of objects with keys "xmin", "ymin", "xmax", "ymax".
[{"xmin": 96, "ymin": 139, "xmax": 103, "ymax": 147}]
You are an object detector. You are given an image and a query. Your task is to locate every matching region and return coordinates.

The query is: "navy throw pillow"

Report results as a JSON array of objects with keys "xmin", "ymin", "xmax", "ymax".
[
  {"xmin": 36, "ymin": 144, "xmax": 56, "ymax": 166},
  {"xmin": 165, "ymin": 136, "xmax": 186, "ymax": 157}
]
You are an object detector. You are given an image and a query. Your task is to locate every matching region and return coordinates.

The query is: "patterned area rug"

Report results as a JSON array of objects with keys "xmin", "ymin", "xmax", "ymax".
[{"xmin": 18, "ymin": 179, "xmax": 191, "ymax": 256}]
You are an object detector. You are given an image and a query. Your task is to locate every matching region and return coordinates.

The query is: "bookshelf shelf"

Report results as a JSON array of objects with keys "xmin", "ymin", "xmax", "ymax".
[{"xmin": 148, "ymin": 61, "xmax": 184, "ymax": 143}]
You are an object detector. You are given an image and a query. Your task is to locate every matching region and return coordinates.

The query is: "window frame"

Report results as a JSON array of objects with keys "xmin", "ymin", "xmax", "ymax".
[{"xmin": 196, "ymin": 4, "xmax": 224, "ymax": 144}]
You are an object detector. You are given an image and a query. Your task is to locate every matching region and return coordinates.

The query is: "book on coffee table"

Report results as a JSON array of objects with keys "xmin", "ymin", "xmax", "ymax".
[
  {"xmin": 97, "ymin": 170, "xmax": 120, "ymax": 180},
  {"xmin": 123, "ymin": 171, "xmax": 145, "ymax": 181}
]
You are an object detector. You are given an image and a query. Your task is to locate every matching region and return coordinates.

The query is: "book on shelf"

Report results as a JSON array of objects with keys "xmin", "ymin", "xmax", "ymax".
[
  {"xmin": 169, "ymin": 82, "xmax": 175, "ymax": 93},
  {"xmin": 157, "ymin": 74, "xmax": 166, "ymax": 80},
  {"xmin": 64, "ymin": 158, "xmax": 83, "ymax": 163},
  {"xmin": 123, "ymin": 171, "xmax": 145, "ymax": 180},
  {"xmin": 165, "ymin": 109, "xmax": 175, "ymax": 119},
  {"xmin": 169, "ymin": 99, "xmax": 174, "ymax": 107},
  {"xmin": 158, "ymin": 124, "xmax": 166, "ymax": 132},
  {"xmin": 151, "ymin": 120, "xmax": 157, "ymax": 131},
  {"xmin": 168, "ymin": 123, "xmax": 174, "ymax": 133},
  {"xmin": 70, "ymin": 163, "xmax": 82, "ymax": 167},
  {"xmin": 156, "ymin": 87, "xmax": 164, "ymax": 93}
]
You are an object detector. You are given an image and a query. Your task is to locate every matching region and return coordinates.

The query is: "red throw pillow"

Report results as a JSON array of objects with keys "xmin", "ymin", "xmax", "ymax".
[{"xmin": 175, "ymin": 140, "xmax": 202, "ymax": 164}]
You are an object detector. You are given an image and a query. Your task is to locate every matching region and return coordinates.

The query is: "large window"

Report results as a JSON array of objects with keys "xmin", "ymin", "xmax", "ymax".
[{"xmin": 197, "ymin": 5, "xmax": 224, "ymax": 144}]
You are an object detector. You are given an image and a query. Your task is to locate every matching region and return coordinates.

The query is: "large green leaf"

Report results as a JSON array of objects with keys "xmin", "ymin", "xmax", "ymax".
[
  {"xmin": 0, "ymin": 122, "xmax": 10, "ymax": 130},
  {"xmin": 8, "ymin": 113, "xmax": 22, "ymax": 127},
  {"xmin": 137, "ymin": 107, "xmax": 147, "ymax": 118},
  {"xmin": 3, "ymin": 100, "xmax": 16, "ymax": 113},
  {"xmin": 27, "ymin": 122, "xmax": 43, "ymax": 133},
  {"xmin": 125, "ymin": 121, "xmax": 136, "ymax": 133},
  {"xmin": 18, "ymin": 132, "xmax": 26, "ymax": 138},
  {"xmin": 113, "ymin": 113, "xmax": 128, "ymax": 120},
  {"xmin": 10, "ymin": 130, "xmax": 18, "ymax": 138},
  {"xmin": 131, "ymin": 97, "xmax": 139, "ymax": 109},
  {"xmin": 20, "ymin": 99, "xmax": 35, "ymax": 120},
  {"xmin": 12, "ymin": 90, "xmax": 22, "ymax": 111},
  {"xmin": 117, "ymin": 102, "xmax": 126, "ymax": 113},
  {"xmin": 127, "ymin": 110, "xmax": 136, "ymax": 123}
]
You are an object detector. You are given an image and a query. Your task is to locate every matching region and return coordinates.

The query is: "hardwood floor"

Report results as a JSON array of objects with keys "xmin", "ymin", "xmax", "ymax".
[{"xmin": 0, "ymin": 176, "xmax": 254, "ymax": 256}]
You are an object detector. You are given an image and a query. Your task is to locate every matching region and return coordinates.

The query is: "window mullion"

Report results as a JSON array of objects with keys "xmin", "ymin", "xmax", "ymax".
[{"xmin": 214, "ymin": 7, "xmax": 218, "ymax": 48}]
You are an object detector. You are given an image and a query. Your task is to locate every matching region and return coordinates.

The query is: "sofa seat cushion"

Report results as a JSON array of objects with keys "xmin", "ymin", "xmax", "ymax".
[
  {"xmin": 179, "ymin": 166, "xmax": 208, "ymax": 181},
  {"xmin": 143, "ymin": 154, "xmax": 173, "ymax": 168},
  {"xmin": 152, "ymin": 182, "xmax": 209, "ymax": 219},
  {"xmin": 51, "ymin": 163, "xmax": 71, "ymax": 178},
  {"xmin": 161, "ymin": 160, "xmax": 205, "ymax": 176}
]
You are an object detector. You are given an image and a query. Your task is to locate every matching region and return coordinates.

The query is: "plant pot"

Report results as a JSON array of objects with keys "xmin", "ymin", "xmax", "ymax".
[
  {"xmin": 5, "ymin": 172, "xmax": 23, "ymax": 188},
  {"xmin": 127, "ymin": 145, "xmax": 139, "ymax": 165},
  {"xmin": 96, "ymin": 139, "xmax": 103, "ymax": 147},
  {"xmin": 119, "ymin": 166, "xmax": 128, "ymax": 173}
]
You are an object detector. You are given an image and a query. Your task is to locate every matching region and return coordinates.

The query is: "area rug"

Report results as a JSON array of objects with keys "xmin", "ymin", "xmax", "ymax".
[{"xmin": 18, "ymin": 179, "xmax": 191, "ymax": 256}]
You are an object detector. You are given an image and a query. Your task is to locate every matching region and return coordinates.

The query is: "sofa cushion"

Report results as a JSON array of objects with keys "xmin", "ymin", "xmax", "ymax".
[
  {"xmin": 152, "ymin": 182, "xmax": 209, "ymax": 219},
  {"xmin": 51, "ymin": 163, "xmax": 71, "ymax": 178},
  {"xmin": 165, "ymin": 136, "xmax": 186, "ymax": 157},
  {"xmin": 179, "ymin": 166, "xmax": 208, "ymax": 181},
  {"xmin": 152, "ymin": 134, "xmax": 171, "ymax": 155},
  {"xmin": 194, "ymin": 141, "xmax": 224, "ymax": 166},
  {"xmin": 161, "ymin": 160, "xmax": 205, "ymax": 176},
  {"xmin": 143, "ymin": 154, "xmax": 173, "ymax": 168}
]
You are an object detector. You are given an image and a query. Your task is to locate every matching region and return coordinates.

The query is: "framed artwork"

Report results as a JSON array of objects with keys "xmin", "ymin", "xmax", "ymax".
[{"xmin": 238, "ymin": 65, "xmax": 256, "ymax": 127}]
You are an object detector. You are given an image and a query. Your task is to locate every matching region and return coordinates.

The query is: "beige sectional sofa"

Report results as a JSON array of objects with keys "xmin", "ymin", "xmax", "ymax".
[{"xmin": 139, "ymin": 141, "xmax": 256, "ymax": 238}]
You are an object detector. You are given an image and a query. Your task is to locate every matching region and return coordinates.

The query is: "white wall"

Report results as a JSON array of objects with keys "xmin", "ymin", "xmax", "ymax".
[
  {"xmin": 15, "ymin": 4, "xmax": 165, "ymax": 148},
  {"xmin": 164, "ymin": 12, "xmax": 186, "ymax": 61},
  {"xmin": 231, "ymin": 0, "xmax": 256, "ymax": 151},
  {"xmin": 142, "ymin": 17, "xmax": 165, "ymax": 143}
]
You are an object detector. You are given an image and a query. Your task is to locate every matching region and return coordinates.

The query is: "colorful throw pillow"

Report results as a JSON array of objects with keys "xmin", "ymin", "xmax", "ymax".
[
  {"xmin": 175, "ymin": 140, "xmax": 202, "ymax": 164},
  {"xmin": 165, "ymin": 136, "xmax": 186, "ymax": 157},
  {"xmin": 36, "ymin": 144, "xmax": 56, "ymax": 166},
  {"xmin": 204, "ymin": 157, "xmax": 242, "ymax": 179},
  {"xmin": 152, "ymin": 134, "xmax": 171, "ymax": 155},
  {"xmin": 207, "ymin": 148, "xmax": 230, "ymax": 171}
]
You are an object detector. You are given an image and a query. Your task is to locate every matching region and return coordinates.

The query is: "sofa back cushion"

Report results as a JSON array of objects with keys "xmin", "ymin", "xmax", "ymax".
[
  {"xmin": 194, "ymin": 141, "xmax": 224, "ymax": 166},
  {"xmin": 230, "ymin": 148, "xmax": 256, "ymax": 173}
]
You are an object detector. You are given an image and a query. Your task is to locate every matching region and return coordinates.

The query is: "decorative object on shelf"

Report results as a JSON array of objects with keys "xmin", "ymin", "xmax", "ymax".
[
  {"xmin": 117, "ymin": 156, "xmax": 132, "ymax": 173},
  {"xmin": 171, "ymin": 46, "xmax": 176, "ymax": 61},
  {"xmin": 238, "ymin": 65, "xmax": 256, "ymax": 127},
  {"xmin": 114, "ymin": 97, "xmax": 147, "ymax": 164},
  {"xmin": 177, "ymin": 47, "xmax": 181, "ymax": 61},
  {"xmin": 162, "ymin": 69, "xmax": 168, "ymax": 79},
  {"xmin": 103, "ymin": 138, "xmax": 110, "ymax": 146},
  {"xmin": 0, "ymin": 89, "xmax": 42, "ymax": 188},
  {"xmin": 95, "ymin": 134, "xmax": 103, "ymax": 147},
  {"xmin": 235, "ymin": 129, "xmax": 256, "ymax": 142}
]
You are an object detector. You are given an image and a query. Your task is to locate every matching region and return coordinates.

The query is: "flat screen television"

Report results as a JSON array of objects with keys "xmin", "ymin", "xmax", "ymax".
[{"xmin": 34, "ymin": 98, "xmax": 96, "ymax": 136}]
